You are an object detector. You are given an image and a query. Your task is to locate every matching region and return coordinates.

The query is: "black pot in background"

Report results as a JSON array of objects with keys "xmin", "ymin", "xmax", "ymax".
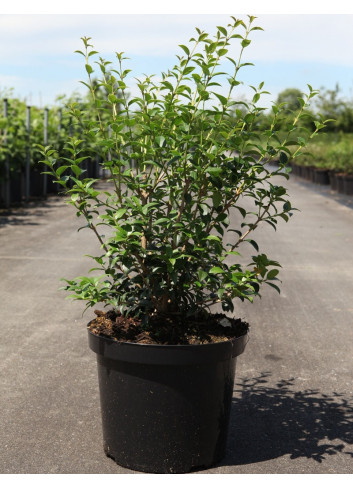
[
  {"xmin": 289, "ymin": 162, "xmax": 298, "ymax": 175},
  {"xmin": 86, "ymin": 159, "xmax": 97, "ymax": 178},
  {"xmin": 329, "ymin": 171, "xmax": 338, "ymax": 191},
  {"xmin": 299, "ymin": 166, "xmax": 309, "ymax": 180},
  {"xmin": 30, "ymin": 169, "xmax": 43, "ymax": 197},
  {"xmin": 46, "ymin": 174, "xmax": 59, "ymax": 194},
  {"xmin": 88, "ymin": 329, "xmax": 248, "ymax": 473},
  {"xmin": 314, "ymin": 168, "xmax": 330, "ymax": 185},
  {"xmin": 307, "ymin": 166, "xmax": 316, "ymax": 182},
  {"xmin": 342, "ymin": 174, "xmax": 353, "ymax": 195},
  {"xmin": 336, "ymin": 173, "xmax": 345, "ymax": 194},
  {"xmin": 296, "ymin": 165, "xmax": 304, "ymax": 178},
  {"xmin": 10, "ymin": 171, "xmax": 23, "ymax": 204}
]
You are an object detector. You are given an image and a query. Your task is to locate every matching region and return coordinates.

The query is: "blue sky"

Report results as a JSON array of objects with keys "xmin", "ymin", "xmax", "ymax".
[{"xmin": 1, "ymin": 2, "xmax": 353, "ymax": 109}]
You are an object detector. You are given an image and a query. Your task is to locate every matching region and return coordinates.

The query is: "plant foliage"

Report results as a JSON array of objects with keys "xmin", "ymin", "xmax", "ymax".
[{"xmin": 39, "ymin": 16, "xmax": 328, "ymax": 327}]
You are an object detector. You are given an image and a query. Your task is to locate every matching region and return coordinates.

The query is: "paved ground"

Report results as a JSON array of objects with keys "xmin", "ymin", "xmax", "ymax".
[{"xmin": 0, "ymin": 174, "xmax": 352, "ymax": 474}]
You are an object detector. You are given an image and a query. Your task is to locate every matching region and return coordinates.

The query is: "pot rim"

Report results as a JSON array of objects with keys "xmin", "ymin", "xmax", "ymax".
[{"xmin": 87, "ymin": 327, "xmax": 249, "ymax": 365}]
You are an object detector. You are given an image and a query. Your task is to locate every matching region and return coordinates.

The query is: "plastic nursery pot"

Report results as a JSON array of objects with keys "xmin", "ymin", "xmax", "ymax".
[
  {"xmin": 88, "ymin": 328, "xmax": 248, "ymax": 474},
  {"xmin": 29, "ymin": 168, "xmax": 43, "ymax": 197},
  {"xmin": 10, "ymin": 171, "xmax": 23, "ymax": 204},
  {"xmin": 46, "ymin": 174, "xmax": 59, "ymax": 194},
  {"xmin": 329, "ymin": 171, "xmax": 338, "ymax": 191},
  {"xmin": 343, "ymin": 174, "xmax": 353, "ymax": 195},
  {"xmin": 86, "ymin": 159, "xmax": 98, "ymax": 178},
  {"xmin": 290, "ymin": 163, "xmax": 299, "ymax": 177},
  {"xmin": 336, "ymin": 173, "xmax": 346, "ymax": 194},
  {"xmin": 306, "ymin": 166, "xmax": 315, "ymax": 182},
  {"xmin": 313, "ymin": 168, "xmax": 330, "ymax": 186},
  {"xmin": 299, "ymin": 165, "xmax": 312, "ymax": 180}
]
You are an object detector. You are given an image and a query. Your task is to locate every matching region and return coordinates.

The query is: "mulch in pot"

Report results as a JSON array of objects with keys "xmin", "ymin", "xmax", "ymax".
[{"xmin": 88, "ymin": 309, "xmax": 249, "ymax": 346}]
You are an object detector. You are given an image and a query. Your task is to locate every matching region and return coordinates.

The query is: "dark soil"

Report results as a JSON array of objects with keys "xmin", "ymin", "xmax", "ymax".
[{"xmin": 88, "ymin": 309, "xmax": 249, "ymax": 345}]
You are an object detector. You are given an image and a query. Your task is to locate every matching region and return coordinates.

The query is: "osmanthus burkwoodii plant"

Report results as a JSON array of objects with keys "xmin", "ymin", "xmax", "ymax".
[{"xmin": 39, "ymin": 16, "xmax": 329, "ymax": 344}]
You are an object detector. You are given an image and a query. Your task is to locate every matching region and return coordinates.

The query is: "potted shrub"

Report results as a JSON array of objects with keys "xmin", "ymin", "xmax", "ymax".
[
  {"xmin": 327, "ymin": 142, "xmax": 353, "ymax": 195},
  {"xmin": 39, "ymin": 16, "xmax": 328, "ymax": 473}
]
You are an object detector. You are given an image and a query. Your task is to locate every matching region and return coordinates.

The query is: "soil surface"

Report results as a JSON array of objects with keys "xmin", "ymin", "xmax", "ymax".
[{"xmin": 88, "ymin": 309, "xmax": 249, "ymax": 345}]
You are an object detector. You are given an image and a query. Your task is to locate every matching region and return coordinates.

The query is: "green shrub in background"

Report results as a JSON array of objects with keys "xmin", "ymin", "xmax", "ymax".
[{"xmin": 294, "ymin": 133, "xmax": 353, "ymax": 173}]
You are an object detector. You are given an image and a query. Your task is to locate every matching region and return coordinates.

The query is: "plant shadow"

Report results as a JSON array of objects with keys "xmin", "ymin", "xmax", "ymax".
[
  {"xmin": 222, "ymin": 372, "xmax": 353, "ymax": 466},
  {"xmin": 0, "ymin": 196, "xmax": 63, "ymax": 228}
]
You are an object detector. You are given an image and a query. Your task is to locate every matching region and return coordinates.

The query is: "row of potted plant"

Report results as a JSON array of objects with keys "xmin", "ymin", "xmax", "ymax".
[
  {"xmin": 0, "ymin": 158, "xmax": 100, "ymax": 207},
  {"xmin": 289, "ymin": 162, "xmax": 353, "ymax": 195},
  {"xmin": 0, "ymin": 97, "xmax": 104, "ymax": 207},
  {"xmin": 284, "ymin": 137, "xmax": 353, "ymax": 195}
]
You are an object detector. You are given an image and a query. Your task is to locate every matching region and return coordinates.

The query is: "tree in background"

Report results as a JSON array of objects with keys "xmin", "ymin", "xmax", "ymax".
[
  {"xmin": 276, "ymin": 88, "xmax": 303, "ymax": 113},
  {"xmin": 314, "ymin": 83, "xmax": 353, "ymax": 133}
]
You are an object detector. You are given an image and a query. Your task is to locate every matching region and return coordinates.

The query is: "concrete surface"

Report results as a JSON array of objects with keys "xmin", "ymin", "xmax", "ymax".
[{"xmin": 0, "ymin": 174, "xmax": 352, "ymax": 474}]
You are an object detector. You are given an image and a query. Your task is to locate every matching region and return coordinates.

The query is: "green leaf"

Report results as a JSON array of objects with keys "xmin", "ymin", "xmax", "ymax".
[
  {"xmin": 198, "ymin": 270, "xmax": 208, "ymax": 282},
  {"xmin": 114, "ymin": 208, "xmax": 127, "ymax": 220},
  {"xmin": 212, "ymin": 191, "xmax": 222, "ymax": 208},
  {"xmin": 155, "ymin": 135, "xmax": 166, "ymax": 148},
  {"xmin": 283, "ymin": 201, "xmax": 291, "ymax": 212},
  {"xmin": 71, "ymin": 165, "xmax": 82, "ymax": 178},
  {"xmin": 217, "ymin": 26, "xmax": 227, "ymax": 36},
  {"xmin": 241, "ymin": 39, "xmax": 251, "ymax": 48},
  {"xmin": 217, "ymin": 288, "xmax": 225, "ymax": 299},
  {"xmin": 210, "ymin": 266, "xmax": 223, "ymax": 274},
  {"xmin": 247, "ymin": 239, "xmax": 259, "ymax": 251},
  {"xmin": 298, "ymin": 97, "xmax": 305, "ymax": 108},
  {"xmin": 206, "ymin": 235, "xmax": 221, "ymax": 242},
  {"xmin": 267, "ymin": 282, "xmax": 281, "ymax": 294},
  {"xmin": 183, "ymin": 66, "xmax": 195, "ymax": 76},
  {"xmin": 179, "ymin": 44, "xmax": 190, "ymax": 56},
  {"xmin": 279, "ymin": 152, "xmax": 288, "ymax": 164},
  {"xmin": 108, "ymin": 94, "xmax": 118, "ymax": 104},
  {"xmin": 56, "ymin": 165, "xmax": 69, "ymax": 177},
  {"xmin": 213, "ymin": 92, "xmax": 228, "ymax": 106},
  {"xmin": 217, "ymin": 48, "xmax": 228, "ymax": 57},
  {"xmin": 207, "ymin": 167, "xmax": 223, "ymax": 177},
  {"xmin": 297, "ymin": 136, "xmax": 306, "ymax": 146},
  {"xmin": 267, "ymin": 269, "xmax": 279, "ymax": 280}
]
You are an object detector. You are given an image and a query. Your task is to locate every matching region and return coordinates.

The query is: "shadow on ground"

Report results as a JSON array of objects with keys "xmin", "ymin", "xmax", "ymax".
[
  {"xmin": 0, "ymin": 196, "xmax": 64, "ymax": 227},
  {"xmin": 222, "ymin": 372, "xmax": 353, "ymax": 466}
]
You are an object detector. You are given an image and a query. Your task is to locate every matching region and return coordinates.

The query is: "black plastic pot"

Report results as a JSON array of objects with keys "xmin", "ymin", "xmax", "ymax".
[
  {"xmin": 329, "ymin": 171, "xmax": 338, "ymax": 191},
  {"xmin": 306, "ymin": 166, "xmax": 315, "ymax": 182},
  {"xmin": 336, "ymin": 173, "xmax": 345, "ymax": 194},
  {"xmin": 299, "ymin": 165, "xmax": 312, "ymax": 180},
  {"xmin": 88, "ymin": 329, "xmax": 248, "ymax": 473},
  {"xmin": 314, "ymin": 169, "xmax": 330, "ymax": 185},
  {"xmin": 46, "ymin": 174, "xmax": 59, "ymax": 194},
  {"xmin": 30, "ymin": 169, "xmax": 43, "ymax": 197},
  {"xmin": 10, "ymin": 172, "xmax": 23, "ymax": 204},
  {"xmin": 86, "ymin": 159, "xmax": 98, "ymax": 178},
  {"xmin": 343, "ymin": 174, "xmax": 353, "ymax": 195},
  {"xmin": 290, "ymin": 163, "xmax": 299, "ymax": 177}
]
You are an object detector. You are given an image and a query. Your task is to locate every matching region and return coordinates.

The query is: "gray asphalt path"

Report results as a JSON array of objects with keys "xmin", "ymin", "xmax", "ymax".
[{"xmin": 1, "ymin": 175, "xmax": 352, "ymax": 474}]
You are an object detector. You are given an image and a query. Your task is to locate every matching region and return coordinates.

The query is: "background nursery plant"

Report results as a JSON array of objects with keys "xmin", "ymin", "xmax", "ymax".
[{"xmin": 40, "ymin": 15, "xmax": 327, "ymax": 344}]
